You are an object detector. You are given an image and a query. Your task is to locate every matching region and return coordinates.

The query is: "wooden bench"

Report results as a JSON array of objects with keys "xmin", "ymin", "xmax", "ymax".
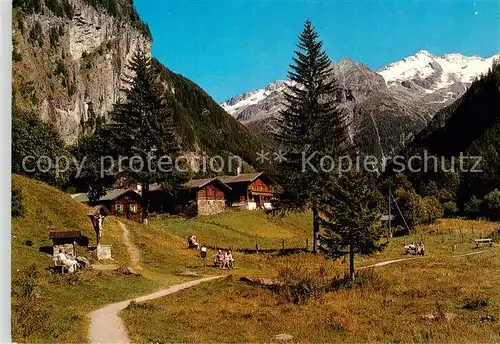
[{"xmin": 475, "ymin": 238, "xmax": 493, "ymax": 248}]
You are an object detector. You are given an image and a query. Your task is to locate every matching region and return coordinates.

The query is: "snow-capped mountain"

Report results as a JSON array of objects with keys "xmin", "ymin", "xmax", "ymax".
[
  {"xmin": 221, "ymin": 50, "xmax": 499, "ymax": 123},
  {"xmin": 379, "ymin": 50, "xmax": 499, "ymax": 106},
  {"xmin": 220, "ymin": 50, "xmax": 499, "ymax": 159},
  {"xmin": 379, "ymin": 50, "xmax": 498, "ymax": 89},
  {"xmin": 220, "ymin": 80, "xmax": 294, "ymax": 123}
]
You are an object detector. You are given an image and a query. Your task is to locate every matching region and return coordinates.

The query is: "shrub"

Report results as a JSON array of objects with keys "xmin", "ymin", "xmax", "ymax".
[
  {"xmin": 275, "ymin": 258, "xmax": 338, "ymax": 304},
  {"xmin": 49, "ymin": 26, "xmax": 59, "ymax": 48},
  {"xmin": 443, "ymin": 201, "xmax": 458, "ymax": 217},
  {"xmin": 54, "ymin": 59, "xmax": 68, "ymax": 78},
  {"xmin": 28, "ymin": 21, "xmax": 43, "ymax": 47},
  {"xmin": 12, "ymin": 109, "xmax": 72, "ymax": 187},
  {"xmin": 12, "ymin": 38, "xmax": 22, "ymax": 62},
  {"xmin": 421, "ymin": 196, "xmax": 444, "ymax": 224},
  {"xmin": 464, "ymin": 195, "xmax": 482, "ymax": 218},
  {"xmin": 11, "ymin": 188, "xmax": 24, "ymax": 218},
  {"xmin": 484, "ymin": 189, "xmax": 500, "ymax": 220},
  {"xmin": 13, "ymin": 0, "xmax": 42, "ymax": 14},
  {"xmin": 463, "ymin": 295, "xmax": 489, "ymax": 310}
]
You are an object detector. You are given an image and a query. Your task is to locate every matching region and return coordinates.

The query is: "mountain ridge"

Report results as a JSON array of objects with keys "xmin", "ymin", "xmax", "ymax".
[{"xmin": 221, "ymin": 50, "xmax": 499, "ymax": 158}]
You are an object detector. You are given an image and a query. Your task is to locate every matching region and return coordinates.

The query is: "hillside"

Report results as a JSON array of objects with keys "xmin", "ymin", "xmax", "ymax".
[
  {"xmin": 11, "ymin": 174, "xmax": 314, "ymax": 341},
  {"xmin": 12, "ymin": 0, "xmax": 264, "ymax": 165},
  {"xmin": 394, "ymin": 61, "xmax": 500, "ymax": 209},
  {"xmin": 11, "ymin": 174, "xmax": 165, "ymax": 342}
]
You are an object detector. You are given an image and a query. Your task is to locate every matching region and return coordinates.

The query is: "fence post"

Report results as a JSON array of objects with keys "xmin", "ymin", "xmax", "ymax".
[
  {"xmin": 282, "ymin": 239, "xmax": 285, "ymax": 250},
  {"xmin": 255, "ymin": 243, "xmax": 259, "ymax": 254},
  {"xmin": 306, "ymin": 238, "xmax": 309, "ymax": 251}
]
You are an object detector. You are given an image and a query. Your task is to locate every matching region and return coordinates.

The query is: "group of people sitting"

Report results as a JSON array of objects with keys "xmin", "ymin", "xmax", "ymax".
[
  {"xmin": 404, "ymin": 241, "xmax": 425, "ymax": 256},
  {"xmin": 213, "ymin": 249, "xmax": 235, "ymax": 269},
  {"xmin": 54, "ymin": 249, "xmax": 80, "ymax": 273}
]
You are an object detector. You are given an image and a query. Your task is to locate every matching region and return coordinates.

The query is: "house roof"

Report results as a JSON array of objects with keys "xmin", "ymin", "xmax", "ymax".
[
  {"xmin": 71, "ymin": 189, "xmax": 140, "ymax": 203},
  {"xmin": 149, "ymin": 178, "xmax": 232, "ymax": 193},
  {"xmin": 183, "ymin": 178, "xmax": 215, "ymax": 189},
  {"xmin": 183, "ymin": 178, "xmax": 232, "ymax": 192},
  {"xmin": 71, "ymin": 193, "xmax": 89, "ymax": 202},
  {"xmin": 219, "ymin": 172, "xmax": 270, "ymax": 184}
]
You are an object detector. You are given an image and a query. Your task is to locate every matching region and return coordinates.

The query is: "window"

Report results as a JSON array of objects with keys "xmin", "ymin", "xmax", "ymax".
[
  {"xmin": 115, "ymin": 204, "xmax": 123, "ymax": 213},
  {"xmin": 129, "ymin": 204, "xmax": 137, "ymax": 213}
]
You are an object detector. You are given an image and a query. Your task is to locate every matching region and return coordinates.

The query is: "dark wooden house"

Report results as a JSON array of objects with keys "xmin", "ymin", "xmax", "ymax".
[
  {"xmin": 220, "ymin": 172, "xmax": 274, "ymax": 210},
  {"xmin": 71, "ymin": 189, "xmax": 142, "ymax": 219},
  {"xmin": 149, "ymin": 178, "xmax": 231, "ymax": 216}
]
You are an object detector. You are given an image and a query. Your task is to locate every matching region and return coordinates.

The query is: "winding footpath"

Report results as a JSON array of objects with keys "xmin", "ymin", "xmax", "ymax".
[
  {"xmin": 89, "ymin": 223, "xmax": 490, "ymax": 343},
  {"xmin": 89, "ymin": 276, "xmax": 222, "ymax": 344},
  {"xmin": 89, "ymin": 220, "xmax": 222, "ymax": 344}
]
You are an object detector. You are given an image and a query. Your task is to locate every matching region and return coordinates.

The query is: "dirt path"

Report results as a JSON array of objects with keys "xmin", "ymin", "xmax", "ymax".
[
  {"xmin": 89, "ymin": 276, "xmax": 222, "ymax": 344},
  {"xmin": 360, "ymin": 250, "xmax": 488, "ymax": 270},
  {"xmin": 118, "ymin": 221, "xmax": 141, "ymax": 269}
]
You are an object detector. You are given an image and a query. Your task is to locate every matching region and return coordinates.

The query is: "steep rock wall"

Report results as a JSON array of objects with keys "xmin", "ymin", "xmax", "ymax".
[{"xmin": 12, "ymin": 0, "xmax": 151, "ymax": 144}]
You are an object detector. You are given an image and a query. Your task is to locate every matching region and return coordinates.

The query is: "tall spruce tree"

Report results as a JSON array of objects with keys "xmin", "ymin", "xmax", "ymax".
[
  {"xmin": 320, "ymin": 171, "xmax": 385, "ymax": 281},
  {"xmin": 275, "ymin": 19, "xmax": 350, "ymax": 252},
  {"xmin": 110, "ymin": 50, "xmax": 187, "ymax": 223}
]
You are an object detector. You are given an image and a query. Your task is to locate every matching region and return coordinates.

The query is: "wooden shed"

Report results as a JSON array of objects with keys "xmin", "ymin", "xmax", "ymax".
[
  {"xmin": 149, "ymin": 178, "xmax": 231, "ymax": 216},
  {"xmin": 71, "ymin": 189, "xmax": 142, "ymax": 219}
]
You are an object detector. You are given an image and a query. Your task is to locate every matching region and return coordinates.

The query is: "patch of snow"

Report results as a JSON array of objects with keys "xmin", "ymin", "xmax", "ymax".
[
  {"xmin": 220, "ymin": 80, "xmax": 292, "ymax": 116},
  {"xmin": 379, "ymin": 50, "xmax": 499, "ymax": 90}
]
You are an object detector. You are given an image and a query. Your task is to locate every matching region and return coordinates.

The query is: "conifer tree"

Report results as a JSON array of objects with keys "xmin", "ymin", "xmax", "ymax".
[
  {"xmin": 275, "ymin": 19, "xmax": 350, "ymax": 252},
  {"xmin": 320, "ymin": 171, "xmax": 385, "ymax": 281},
  {"xmin": 110, "ymin": 50, "xmax": 187, "ymax": 223}
]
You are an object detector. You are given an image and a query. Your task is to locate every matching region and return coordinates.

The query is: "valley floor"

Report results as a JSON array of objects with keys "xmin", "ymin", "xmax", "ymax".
[{"xmin": 11, "ymin": 174, "xmax": 500, "ymax": 343}]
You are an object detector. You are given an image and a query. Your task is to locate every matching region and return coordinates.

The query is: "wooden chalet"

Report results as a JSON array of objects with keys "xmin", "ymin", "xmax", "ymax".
[
  {"xmin": 71, "ymin": 189, "xmax": 142, "ymax": 219},
  {"xmin": 220, "ymin": 172, "xmax": 274, "ymax": 210},
  {"xmin": 149, "ymin": 178, "xmax": 231, "ymax": 216}
]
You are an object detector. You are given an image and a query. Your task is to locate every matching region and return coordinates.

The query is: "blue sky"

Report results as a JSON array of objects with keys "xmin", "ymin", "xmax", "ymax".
[{"xmin": 135, "ymin": 0, "xmax": 500, "ymax": 102}]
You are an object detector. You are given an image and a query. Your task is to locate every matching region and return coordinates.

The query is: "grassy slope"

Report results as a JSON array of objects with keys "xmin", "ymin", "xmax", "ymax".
[
  {"xmin": 11, "ymin": 175, "xmax": 314, "ymax": 342},
  {"xmin": 11, "ymin": 175, "xmax": 163, "ymax": 343},
  {"xmin": 150, "ymin": 211, "xmax": 312, "ymax": 250},
  {"xmin": 121, "ymin": 219, "xmax": 500, "ymax": 343}
]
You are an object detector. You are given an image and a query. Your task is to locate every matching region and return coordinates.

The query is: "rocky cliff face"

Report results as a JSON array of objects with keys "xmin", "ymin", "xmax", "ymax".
[{"xmin": 12, "ymin": 0, "xmax": 151, "ymax": 144}]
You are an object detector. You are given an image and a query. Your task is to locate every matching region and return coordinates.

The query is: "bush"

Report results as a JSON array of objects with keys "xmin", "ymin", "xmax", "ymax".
[
  {"xmin": 421, "ymin": 196, "xmax": 444, "ymax": 224},
  {"xmin": 13, "ymin": 0, "xmax": 42, "ymax": 14},
  {"xmin": 275, "ymin": 258, "xmax": 338, "ymax": 304},
  {"xmin": 12, "ymin": 109, "xmax": 72, "ymax": 187},
  {"xmin": 443, "ymin": 201, "xmax": 458, "ymax": 217},
  {"xmin": 49, "ymin": 26, "xmax": 60, "ymax": 48},
  {"xmin": 463, "ymin": 294, "xmax": 489, "ymax": 310},
  {"xmin": 464, "ymin": 195, "xmax": 482, "ymax": 218},
  {"xmin": 484, "ymin": 189, "xmax": 500, "ymax": 220},
  {"xmin": 28, "ymin": 21, "xmax": 43, "ymax": 47},
  {"xmin": 12, "ymin": 188, "xmax": 25, "ymax": 218}
]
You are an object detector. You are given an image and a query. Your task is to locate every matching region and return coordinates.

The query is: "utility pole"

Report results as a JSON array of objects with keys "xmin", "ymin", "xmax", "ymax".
[{"xmin": 388, "ymin": 186, "xmax": 392, "ymax": 238}]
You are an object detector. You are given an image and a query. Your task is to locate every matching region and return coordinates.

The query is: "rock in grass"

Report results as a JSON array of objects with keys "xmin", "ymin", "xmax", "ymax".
[
  {"xmin": 421, "ymin": 313, "xmax": 458, "ymax": 321},
  {"xmin": 115, "ymin": 266, "xmax": 140, "ymax": 276},
  {"xmin": 273, "ymin": 333, "xmax": 294, "ymax": 341}
]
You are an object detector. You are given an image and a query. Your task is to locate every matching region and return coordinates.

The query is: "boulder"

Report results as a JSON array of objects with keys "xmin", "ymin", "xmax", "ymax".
[
  {"xmin": 179, "ymin": 271, "xmax": 199, "ymax": 277},
  {"xmin": 273, "ymin": 333, "xmax": 294, "ymax": 341},
  {"xmin": 115, "ymin": 266, "xmax": 140, "ymax": 276}
]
